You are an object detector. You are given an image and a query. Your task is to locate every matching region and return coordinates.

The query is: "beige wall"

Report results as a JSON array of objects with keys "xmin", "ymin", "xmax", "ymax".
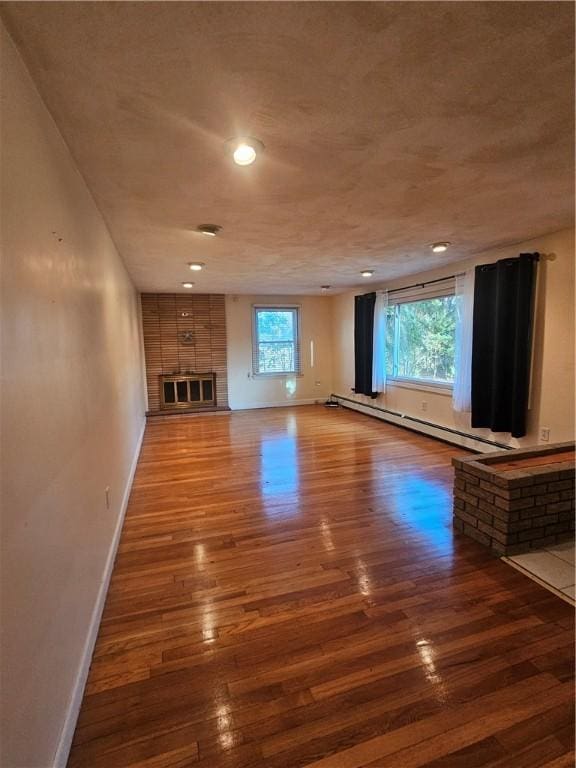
[
  {"xmin": 0, "ymin": 23, "xmax": 146, "ymax": 768},
  {"xmin": 226, "ymin": 295, "xmax": 333, "ymax": 409},
  {"xmin": 332, "ymin": 228, "xmax": 575, "ymax": 448}
]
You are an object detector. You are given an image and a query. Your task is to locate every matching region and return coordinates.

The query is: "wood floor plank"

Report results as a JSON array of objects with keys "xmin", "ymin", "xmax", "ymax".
[{"xmin": 67, "ymin": 406, "xmax": 574, "ymax": 768}]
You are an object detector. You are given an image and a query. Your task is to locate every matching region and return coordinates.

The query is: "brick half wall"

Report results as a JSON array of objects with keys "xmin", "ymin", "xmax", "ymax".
[{"xmin": 452, "ymin": 443, "xmax": 575, "ymax": 555}]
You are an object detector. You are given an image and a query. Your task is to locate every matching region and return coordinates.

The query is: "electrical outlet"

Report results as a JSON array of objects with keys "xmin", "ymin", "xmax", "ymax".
[
  {"xmin": 105, "ymin": 486, "xmax": 111, "ymax": 509},
  {"xmin": 539, "ymin": 427, "xmax": 550, "ymax": 443},
  {"xmin": 421, "ymin": 400, "xmax": 428, "ymax": 412},
  {"xmin": 315, "ymin": 380, "xmax": 321, "ymax": 387}
]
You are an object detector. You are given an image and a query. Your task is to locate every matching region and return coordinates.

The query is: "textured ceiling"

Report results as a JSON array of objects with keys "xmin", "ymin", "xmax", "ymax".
[{"xmin": 2, "ymin": 2, "xmax": 574, "ymax": 294}]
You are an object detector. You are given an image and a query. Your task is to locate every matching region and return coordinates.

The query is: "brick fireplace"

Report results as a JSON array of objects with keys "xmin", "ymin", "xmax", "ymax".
[{"xmin": 141, "ymin": 293, "xmax": 228, "ymax": 413}]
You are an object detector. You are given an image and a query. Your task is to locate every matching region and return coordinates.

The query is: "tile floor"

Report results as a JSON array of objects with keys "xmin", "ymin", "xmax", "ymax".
[{"xmin": 503, "ymin": 539, "xmax": 575, "ymax": 604}]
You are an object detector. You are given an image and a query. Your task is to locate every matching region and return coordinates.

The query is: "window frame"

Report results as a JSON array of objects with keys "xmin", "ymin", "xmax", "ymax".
[
  {"xmin": 385, "ymin": 287, "xmax": 456, "ymax": 391},
  {"xmin": 251, "ymin": 304, "xmax": 302, "ymax": 378}
]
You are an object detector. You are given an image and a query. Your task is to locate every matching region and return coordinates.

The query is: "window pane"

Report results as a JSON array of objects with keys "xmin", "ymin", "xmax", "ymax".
[
  {"xmin": 254, "ymin": 308, "xmax": 299, "ymax": 375},
  {"xmin": 258, "ymin": 341, "xmax": 295, "ymax": 373},
  {"xmin": 396, "ymin": 296, "xmax": 456, "ymax": 382},
  {"xmin": 256, "ymin": 310, "xmax": 295, "ymax": 342}
]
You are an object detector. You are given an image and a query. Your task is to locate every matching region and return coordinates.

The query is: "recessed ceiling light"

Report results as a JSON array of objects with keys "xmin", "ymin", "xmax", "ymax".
[
  {"xmin": 361, "ymin": 270, "xmax": 374, "ymax": 278},
  {"xmin": 182, "ymin": 282, "xmax": 194, "ymax": 289},
  {"xmin": 188, "ymin": 262, "xmax": 204, "ymax": 271},
  {"xmin": 321, "ymin": 285, "xmax": 331, "ymax": 292},
  {"xmin": 226, "ymin": 137, "xmax": 264, "ymax": 166},
  {"xmin": 197, "ymin": 224, "xmax": 221, "ymax": 237},
  {"xmin": 234, "ymin": 144, "xmax": 256, "ymax": 166},
  {"xmin": 431, "ymin": 242, "xmax": 450, "ymax": 253}
]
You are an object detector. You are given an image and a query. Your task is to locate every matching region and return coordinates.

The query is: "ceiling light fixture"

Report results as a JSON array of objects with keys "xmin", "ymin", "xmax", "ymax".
[
  {"xmin": 197, "ymin": 224, "xmax": 221, "ymax": 237},
  {"xmin": 234, "ymin": 143, "xmax": 256, "ymax": 166},
  {"xmin": 182, "ymin": 282, "xmax": 194, "ymax": 289},
  {"xmin": 226, "ymin": 137, "xmax": 264, "ymax": 166},
  {"xmin": 188, "ymin": 262, "xmax": 204, "ymax": 271},
  {"xmin": 321, "ymin": 285, "xmax": 331, "ymax": 292},
  {"xmin": 431, "ymin": 242, "xmax": 450, "ymax": 253},
  {"xmin": 361, "ymin": 270, "xmax": 374, "ymax": 278}
]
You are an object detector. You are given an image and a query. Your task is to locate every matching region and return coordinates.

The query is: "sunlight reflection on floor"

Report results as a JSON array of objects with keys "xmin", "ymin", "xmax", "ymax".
[{"xmin": 260, "ymin": 435, "xmax": 300, "ymax": 501}]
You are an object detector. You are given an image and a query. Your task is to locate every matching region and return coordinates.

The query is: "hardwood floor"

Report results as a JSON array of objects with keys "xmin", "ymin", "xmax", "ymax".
[{"xmin": 68, "ymin": 405, "xmax": 575, "ymax": 768}]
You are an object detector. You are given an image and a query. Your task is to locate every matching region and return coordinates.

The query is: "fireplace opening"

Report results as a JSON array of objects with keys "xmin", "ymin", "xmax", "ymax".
[{"xmin": 160, "ymin": 373, "xmax": 216, "ymax": 409}]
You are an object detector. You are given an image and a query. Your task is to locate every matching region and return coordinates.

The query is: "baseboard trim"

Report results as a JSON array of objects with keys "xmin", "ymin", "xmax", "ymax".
[
  {"xmin": 230, "ymin": 398, "xmax": 324, "ymax": 411},
  {"xmin": 53, "ymin": 418, "xmax": 146, "ymax": 768},
  {"xmin": 334, "ymin": 394, "xmax": 512, "ymax": 453}
]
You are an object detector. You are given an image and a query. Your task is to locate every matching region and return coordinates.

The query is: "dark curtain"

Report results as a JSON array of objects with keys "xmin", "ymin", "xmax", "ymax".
[
  {"xmin": 471, "ymin": 253, "xmax": 538, "ymax": 438},
  {"xmin": 354, "ymin": 292, "xmax": 377, "ymax": 397}
]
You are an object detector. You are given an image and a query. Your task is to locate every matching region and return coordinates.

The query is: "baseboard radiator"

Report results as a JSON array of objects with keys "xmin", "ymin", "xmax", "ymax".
[{"xmin": 333, "ymin": 394, "xmax": 513, "ymax": 453}]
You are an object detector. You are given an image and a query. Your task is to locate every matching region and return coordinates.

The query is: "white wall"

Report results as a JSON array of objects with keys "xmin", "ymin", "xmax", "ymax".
[
  {"xmin": 0, "ymin": 23, "xmax": 147, "ymax": 768},
  {"xmin": 332, "ymin": 228, "xmax": 575, "ymax": 448},
  {"xmin": 226, "ymin": 294, "xmax": 333, "ymax": 410}
]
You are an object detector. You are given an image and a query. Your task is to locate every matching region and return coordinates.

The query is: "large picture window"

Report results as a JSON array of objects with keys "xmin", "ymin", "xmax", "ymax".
[
  {"xmin": 386, "ymin": 295, "xmax": 456, "ymax": 385},
  {"xmin": 252, "ymin": 306, "xmax": 301, "ymax": 376}
]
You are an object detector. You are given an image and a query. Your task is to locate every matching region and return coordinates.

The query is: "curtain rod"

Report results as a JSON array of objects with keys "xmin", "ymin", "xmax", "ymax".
[
  {"xmin": 378, "ymin": 253, "xmax": 540, "ymax": 297},
  {"xmin": 381, "ymin": 272, "xmax": 465, "ymax": 296}
]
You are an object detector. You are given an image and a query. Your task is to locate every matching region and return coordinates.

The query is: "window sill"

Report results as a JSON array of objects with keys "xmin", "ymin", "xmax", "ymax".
[{"xmin": 387, "ymin": 377, "xmax": 453, "ymax": 396}]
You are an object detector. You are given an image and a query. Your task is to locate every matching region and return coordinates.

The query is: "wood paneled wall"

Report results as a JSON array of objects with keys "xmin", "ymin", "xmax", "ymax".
[{"xmin": 141, "ymin": 294, "xmax": 228, "ymax": 412}]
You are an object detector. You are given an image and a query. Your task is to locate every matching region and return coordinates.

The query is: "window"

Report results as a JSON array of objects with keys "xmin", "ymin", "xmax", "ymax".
[
  {"xmin": 385, "ymin": 295, "xmax": 457, "ymax": 385},
  {"xmin": 252, "ymin": 306, "xmax": 301, "ymax": 376}
]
